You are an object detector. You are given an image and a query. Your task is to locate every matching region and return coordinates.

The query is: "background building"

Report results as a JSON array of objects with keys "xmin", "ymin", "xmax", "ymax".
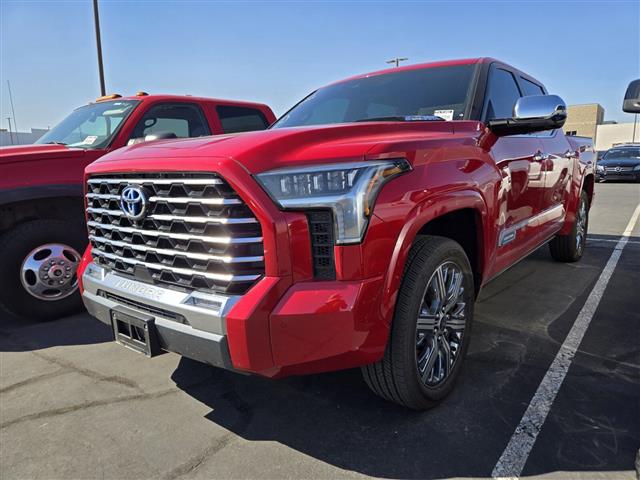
[
  {"xmin": 562, "ymin": 104, "xmax": 605, "ymax": 140},
  {"xmin": 0, "ymin": 127, "xmax": 48, "ymax": 146},
  {"xmin": 562, "ymin": 103, "xmax": 638, "ymax": 152},
  {"xmin": 595, "ymin": 122, "xmax": 639, "ymax": 151}
]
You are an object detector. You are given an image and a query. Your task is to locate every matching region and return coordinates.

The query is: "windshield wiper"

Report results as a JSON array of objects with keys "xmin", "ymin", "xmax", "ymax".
[
  {"xmin": 355, "ymin": 115, "xmax": 445, "ymax": 123},
  {"xmin": 44, "ymin": 141, "xmax": 67, "ymax": 145}
]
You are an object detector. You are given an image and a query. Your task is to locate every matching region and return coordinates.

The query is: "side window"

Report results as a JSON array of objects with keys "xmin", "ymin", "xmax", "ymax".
[
  {"xmin": 520, "ymin": 77, "xmax": 545, "ymax": 97},
  {"xmin": 128, "ymin": 103, "xmax": 210, "ymax": 144},
  {"xmin": 483, "ymin": 67, "xmax": 522, "ymax": 121},
  {"xmin": 216, "ymin": 106, "xmax": 269, "ymax": 134}
]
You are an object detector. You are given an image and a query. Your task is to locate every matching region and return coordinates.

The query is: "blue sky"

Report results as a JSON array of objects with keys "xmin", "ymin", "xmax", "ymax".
[{"xmin": 1, "ymin": 0, "xmax": 639, "ymax": 131}]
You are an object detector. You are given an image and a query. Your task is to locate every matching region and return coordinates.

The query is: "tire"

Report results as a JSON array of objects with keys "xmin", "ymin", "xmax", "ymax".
[
  {"xmin": 549, "ymin": 190, "xmax": 589, "ymax": 263},
  {"xmin": 0, "ymin": 219, "xmax": 87, "ymax": 321},
  {"xmin": 362, "ymin": 235, "xmax": 475, "ymax": 410}
]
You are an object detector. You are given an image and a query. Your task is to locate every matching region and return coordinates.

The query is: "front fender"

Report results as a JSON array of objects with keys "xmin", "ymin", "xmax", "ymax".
[{"xmin": 378, "ymin": 189, "xmax": 489, "ymax": 328}]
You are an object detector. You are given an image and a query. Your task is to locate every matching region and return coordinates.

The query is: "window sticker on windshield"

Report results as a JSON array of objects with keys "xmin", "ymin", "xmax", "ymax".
[
  {"xmin": 434, "ymin": 109, "xmax": 454, "ymax": 121},
  {"xmin": 82, "ymin": 135, "xmax": 98, "ymax": 145}
]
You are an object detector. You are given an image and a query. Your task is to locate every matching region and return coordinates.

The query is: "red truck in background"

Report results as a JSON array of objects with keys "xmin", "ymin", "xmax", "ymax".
[
  {"xmin": 78, "ymin": 58, "xmax": 595, "ymax": 409},
  {"xmin": 0, "ymin": 93, "xmax": 275, "ymax": 320}
]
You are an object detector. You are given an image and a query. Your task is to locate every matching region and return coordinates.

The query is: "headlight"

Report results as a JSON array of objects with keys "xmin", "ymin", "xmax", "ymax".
[
  {"xmin": 256, "ymin": 159, "xmax": 411, "ymax": 244},
  {"xmin": 596, "ymin": 164, "xmax": 605, "ymax": 172},
  {"xmin": 634, "ymin": 164, "xmax": 640, "ymax": 171}
]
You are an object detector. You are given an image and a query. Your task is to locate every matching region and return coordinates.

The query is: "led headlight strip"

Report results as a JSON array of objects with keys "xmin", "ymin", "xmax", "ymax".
[{"xmin": 256, "ymin": 159, "xmax": 411, "ymax": 244}]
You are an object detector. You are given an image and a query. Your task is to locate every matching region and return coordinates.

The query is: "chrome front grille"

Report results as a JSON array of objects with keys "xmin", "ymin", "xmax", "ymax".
[
  {"xmin": 605, "ymin": 166, "xmax": 634, "ymax": 172},
  {"xmin": 86, "ymin": 173, "xmax": 264, "ymax": 295}
]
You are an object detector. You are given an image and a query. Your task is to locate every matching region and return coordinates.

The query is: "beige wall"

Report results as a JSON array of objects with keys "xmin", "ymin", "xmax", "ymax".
[
  {"xmin": 595, "ymin": 122, "xmax": 640, "ymax": 151},
  {"xmin": 563, "ymin": 104, "xmax": 605, "ymax": 141}
]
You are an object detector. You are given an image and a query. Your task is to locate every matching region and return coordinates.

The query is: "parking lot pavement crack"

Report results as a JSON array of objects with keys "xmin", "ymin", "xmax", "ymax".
[
  {"xmin": 0, "ymin": 368, "xmax": 69, "ymax": 394},
  {"xmin": 0, "ymin": 387, "xmax": 178, "ymax": 430},
  {"xmin": 28, "ymin": 350, "xmax": 143, "ymax": 392},
  {"xmin": 161, "ymin": 433, "xmax": 235, "ymax": 480}
]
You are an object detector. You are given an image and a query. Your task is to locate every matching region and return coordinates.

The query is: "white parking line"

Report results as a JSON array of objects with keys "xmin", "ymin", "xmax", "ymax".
[{"xmin": 492, "ymin": 202, "xmax": 640, "ymax": 479}]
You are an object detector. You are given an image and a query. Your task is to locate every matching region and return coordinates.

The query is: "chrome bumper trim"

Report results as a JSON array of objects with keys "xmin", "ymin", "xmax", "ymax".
[{"xmin": 82, "ymin": 262, "xmax": 240, "ymax": 335}]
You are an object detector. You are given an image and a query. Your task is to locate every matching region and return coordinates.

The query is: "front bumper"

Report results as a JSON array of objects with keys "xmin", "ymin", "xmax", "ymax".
[
  {"xmin": 82, "ymin": 263, "xmax": 237, "ymax": 369},
  {"xmin": 597, "ymin": 170, "xmax": 640, "ymax": 181},
  {"xmin": 81, "ymin": 260, "xmax": 386, "ymax": 377}
]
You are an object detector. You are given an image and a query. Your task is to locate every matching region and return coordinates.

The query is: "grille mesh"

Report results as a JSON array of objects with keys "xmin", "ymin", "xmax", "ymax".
[
  {"xmin": 86, "ymin": 173, "xmax": 264, "ymax": 295},
  {"xmin": 307, "ymin": 210, "xmax": 336, "ymax": 280}
]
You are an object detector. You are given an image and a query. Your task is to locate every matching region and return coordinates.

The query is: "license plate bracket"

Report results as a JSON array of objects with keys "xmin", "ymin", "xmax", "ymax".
[{"xmin": 110, "ymin": 308, "xmax": 163, "ymax": 357}]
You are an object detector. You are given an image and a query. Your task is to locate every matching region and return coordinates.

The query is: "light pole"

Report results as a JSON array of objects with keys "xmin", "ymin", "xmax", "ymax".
[
  {"xmin": 93, "ymin": 0, "xmax": 106, "ymax": 96},
  {"xmin": 7, "ymin": 117, "xmax": 14, "ymax": 145},
  {"xmin": 386, "ymin": 57, "xmax": 408, "ymax": 68},
  {"xmin": 633, "ymin": 114, "xmax": 638, "ymax": 143}
]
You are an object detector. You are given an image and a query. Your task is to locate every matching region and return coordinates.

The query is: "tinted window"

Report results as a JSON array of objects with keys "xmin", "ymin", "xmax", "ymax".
[
  {"xmin": 520, "ymin": 77, "xmax": 545, "ymax": 97},
  {"xmin": 484, "ymin": 67, "xmax": 522, "ymax": 120},
  {"xmin": 273, "ymin": 64, "xmax": 476, "ymax": 128},
  {"xmin": 217, "ymin": 106, "xmax": 269, "ymax": 134},
  {"xmin": 128, "ymin": 103, "xmax": 210, "ymax": 144}
]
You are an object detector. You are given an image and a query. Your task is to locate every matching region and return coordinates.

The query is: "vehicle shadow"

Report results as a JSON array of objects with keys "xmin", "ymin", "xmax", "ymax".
[
  {"xmin": 170, "ymin": 241, "xmax": 636, "ymax": 479},
  {"xmin": 0, "ymin": 311, "xmax": 112, "ymax": 352}
]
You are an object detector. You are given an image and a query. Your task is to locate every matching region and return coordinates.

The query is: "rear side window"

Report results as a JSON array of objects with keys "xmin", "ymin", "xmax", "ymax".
[
  {"xmin": 128, "ymin": 103, "xmax": 210, "ymax": 144},
  {"xmin": 520, "ymin": 77, "xmax": 545, "ymax": 97},
  {"xmin": 217, "ymin": 106, "xmax": 269, "ymax": 134},
  {"xmin": 483, "ymin": 67, "xmax": 522, "ymax": 121}
]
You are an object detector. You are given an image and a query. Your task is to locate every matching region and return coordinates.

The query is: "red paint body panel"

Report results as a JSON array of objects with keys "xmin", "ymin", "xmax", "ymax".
[
  {"xmin": 0, "ymin": 94, "xmax": 275, "ymax": 205},
  {"xmin": 76, "ymin": 60, "xmax": 594, "ymax": 378}
]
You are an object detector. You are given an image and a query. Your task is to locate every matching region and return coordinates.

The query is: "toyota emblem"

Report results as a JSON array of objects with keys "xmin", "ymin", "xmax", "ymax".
[{"xmin": 119, "ymin": 185, "xmax": 148, "ymax": 220}]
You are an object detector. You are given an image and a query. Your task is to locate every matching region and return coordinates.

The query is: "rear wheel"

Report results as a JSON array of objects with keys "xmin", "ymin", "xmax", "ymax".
[
  {"xmin": 362, "ymin": 236, "xmax": 474, "ymax": 410},
  {"xmin": 0, "ymin": 220, "xmax": 86, "ymax": 321},
  {"xmin": 549, "ymin": 190, "xmax": 589, "ymax": 263}
]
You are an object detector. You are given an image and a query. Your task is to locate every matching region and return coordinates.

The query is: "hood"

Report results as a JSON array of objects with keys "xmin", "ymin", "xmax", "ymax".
[
  {"xmin": 93, "ymin": 121, "xmax": 482, "ymax": 173},
  {"xmin": 599, "ymin": 157, "xmax": 640, "ymax": 167},
  {"xmin": 0, "ymin": 144, "xmax": 87, "ymax": 166}
]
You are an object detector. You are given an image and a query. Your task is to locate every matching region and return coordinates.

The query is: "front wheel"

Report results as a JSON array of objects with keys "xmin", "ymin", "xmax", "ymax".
[
  {"xmin": 362, "ymin": 236, "xmax": 474, "ymax": 410},
  {"xmin": 0, "ymin": 219, "xmax": 87, "ymax": 321},
  {"xmin": 549, "ymin": 190, "xmax": 589, "ymax": 263}
]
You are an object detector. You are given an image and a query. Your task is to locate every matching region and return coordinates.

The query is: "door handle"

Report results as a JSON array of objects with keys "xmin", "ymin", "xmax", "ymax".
[{"xmin": 533, "ymin": 151, "xmax": 549, "ymax": 162}]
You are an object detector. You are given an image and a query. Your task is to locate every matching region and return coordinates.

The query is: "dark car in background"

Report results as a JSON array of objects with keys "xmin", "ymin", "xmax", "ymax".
[{"xmin": 596, "ymin": 144, "xmax": 640, "ymax": 182}]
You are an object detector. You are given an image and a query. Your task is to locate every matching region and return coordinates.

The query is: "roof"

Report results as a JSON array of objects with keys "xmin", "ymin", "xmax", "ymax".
[
  {"xmin": 91, "ymin": 93, "xmax": 271, "ymax": 110},
  {"xmin": 332, "ymin": 57, "xmax": 494, "ymax": 85}
]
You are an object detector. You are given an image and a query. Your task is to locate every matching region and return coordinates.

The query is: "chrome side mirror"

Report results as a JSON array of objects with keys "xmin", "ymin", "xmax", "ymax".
[
  {"xmin": 623, "ymin": 79, "xmax": 640, "ymax": 113},
  {"xmin": 488, "ymin": 94, "xmax": 567, "ymax": 136}
]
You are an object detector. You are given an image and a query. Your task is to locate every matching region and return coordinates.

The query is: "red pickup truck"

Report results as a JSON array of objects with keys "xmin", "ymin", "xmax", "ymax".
[
  {"xmin": 0, "ymin": 93, "xmax": 275, "ymax": 320},
  {"xmin": 78, "ymin": 58, "xmax": 595, "ymax": 409}
]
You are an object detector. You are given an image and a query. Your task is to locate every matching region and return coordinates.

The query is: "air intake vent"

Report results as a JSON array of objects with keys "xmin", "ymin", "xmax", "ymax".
[{"xmin": 307, "ymin": 210, "xmax": 336, "ymax": 280}]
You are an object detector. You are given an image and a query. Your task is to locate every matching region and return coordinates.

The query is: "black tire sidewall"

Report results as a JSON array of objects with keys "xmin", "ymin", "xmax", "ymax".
[
  {"xmin": 0, "ymin": 220, "xmax": 87, "ymax": 321},
  {"xmin": 392, "ymin": 237, "xmax": 475, "ymax": 406}
]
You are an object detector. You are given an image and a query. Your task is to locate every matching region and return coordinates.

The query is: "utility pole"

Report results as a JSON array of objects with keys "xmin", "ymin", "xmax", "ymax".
[
  {"xmin": 633, "ymin": 114, "xmax": 638, "ymax": 143},
  {"xmin": 7, "ymin": 80, "xmax": 19, "ymax": 145},
  {"xmin": 386, "ymin": 57, "xmax": 408, "ymax": 68},
  {"xmin": 93, "ymin": 0, "xmax": 106, "ymax": 96},
  {"xmin": 7, "ymin": 117, "xmax": 14, "ymax": 145}
]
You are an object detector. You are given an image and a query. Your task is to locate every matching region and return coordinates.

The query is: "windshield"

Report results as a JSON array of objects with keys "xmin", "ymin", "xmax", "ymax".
[
  {"xmin": 272, "ymin": 64, "xmax": 477, "ymax": 129},
  {"xmin": 36, "ymin": 100, "xmax": 139, "ymax": 149},
  {"xmin": 602, "ymin": 147, "xmax": 640, "ymax": 161}
]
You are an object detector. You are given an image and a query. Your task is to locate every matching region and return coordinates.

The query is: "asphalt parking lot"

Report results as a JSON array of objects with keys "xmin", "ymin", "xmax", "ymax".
[{"xmin": 1, "ymin": 182, "xmax": 639, "ymax": 480}]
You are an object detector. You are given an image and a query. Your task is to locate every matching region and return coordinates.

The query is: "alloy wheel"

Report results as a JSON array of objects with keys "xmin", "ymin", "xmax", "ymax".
[
  {"xmin": 415, "ymin": 261, "xmax": 466, "ymax": 387},
  {"xmin": 575, "ymin": 197, "xmax": 588, "ymax": 253}
]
